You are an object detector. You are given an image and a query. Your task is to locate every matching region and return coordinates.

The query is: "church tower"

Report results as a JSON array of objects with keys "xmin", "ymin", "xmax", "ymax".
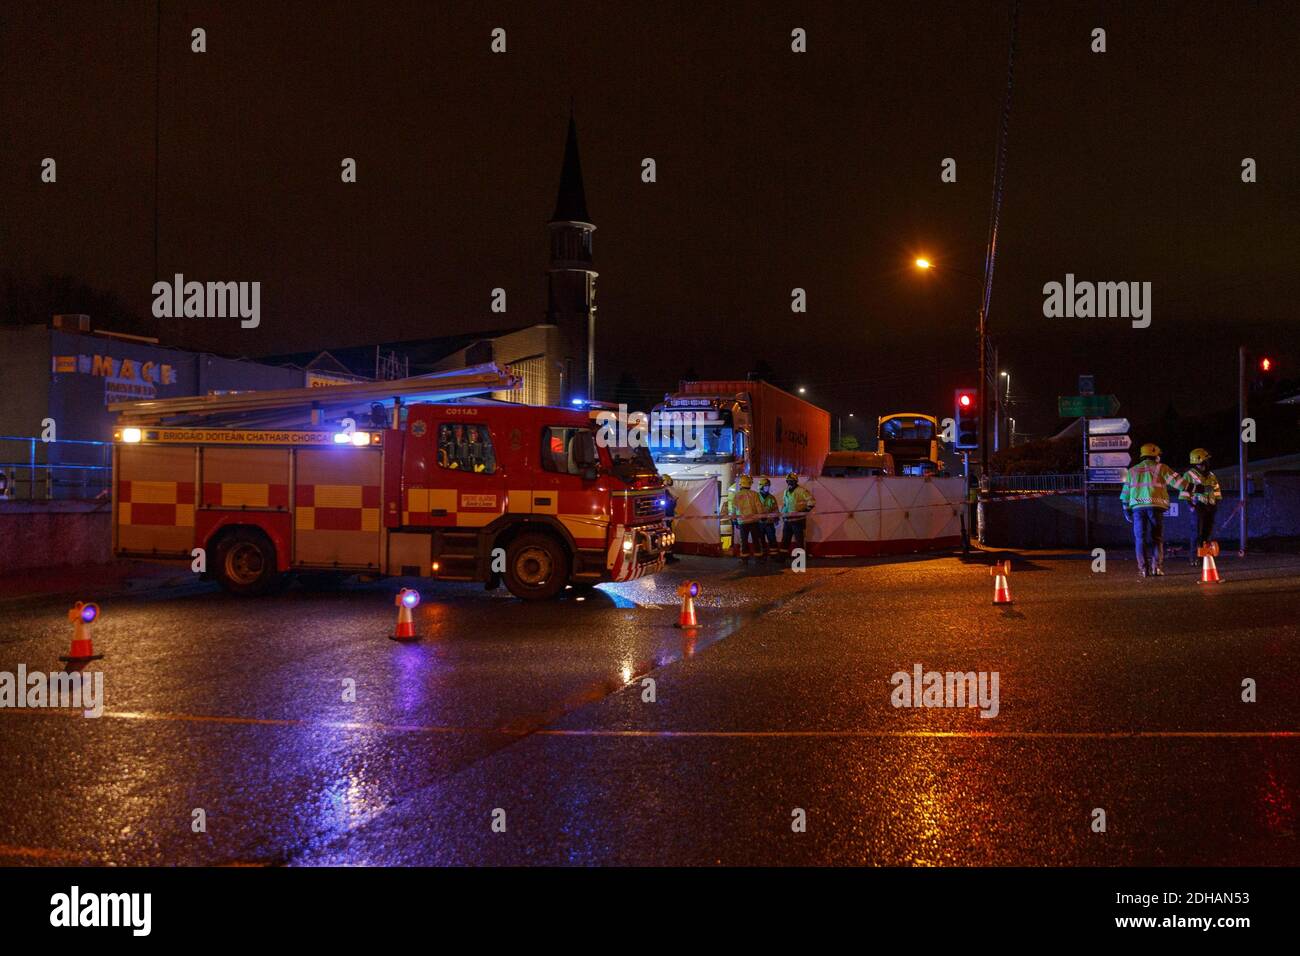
[{"xmin": 546, "ymin": 112, "xmax": 597, "ymax": 403}]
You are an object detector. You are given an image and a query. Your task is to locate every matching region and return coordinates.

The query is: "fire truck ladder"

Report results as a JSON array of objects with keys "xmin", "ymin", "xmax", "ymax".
[{"xmin": 110, "ymin": 363, "xmax": 521, "ymax": 428}]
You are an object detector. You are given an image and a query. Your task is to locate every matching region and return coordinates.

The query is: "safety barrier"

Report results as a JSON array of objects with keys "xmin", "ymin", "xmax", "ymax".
[{"xmin": 667, "ymin": 476, "xmax": 966, "ymax": 558}]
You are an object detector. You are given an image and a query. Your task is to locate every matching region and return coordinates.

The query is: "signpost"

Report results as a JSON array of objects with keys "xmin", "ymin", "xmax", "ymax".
[
  {"xmin": 1087, "ymin": 466, "xmax": 1127, "ymax": 483},
  {"xmin": 1087, "ymin": 417, "xmax": 1130, "ymax": 436},
  {"xmin": 1057, "ymin": 395, "xmax": 1120, "ymax": 417},
  {"xmin": 1088, "ymin": 434, "xmax": 1132, "ymax": 451},
  {"xmin": 1058, "ymin": 388, "xmax": 1129, "ymax": 549},
  {"xmin": 1088, "ymin": 452, "xmax": 1131, "ymax": 468}
]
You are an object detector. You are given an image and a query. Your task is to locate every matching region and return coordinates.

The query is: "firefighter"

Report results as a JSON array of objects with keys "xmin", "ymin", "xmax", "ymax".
[
  {"xmin": 662, "ymin": 475, "xmax": 680, "ymax": 563},
  {"xmin": 1180, "ymin": 448, "xmax": 1222, "ymax": 565},
  {"xmin": 730, "ymin": 475, "xmax": 764, "ymax": 563},
  {"xmin": 780, "ymin": 472, "xmax": 815, "ymax": 556},
  {"xmin": 1120, "ymin": 443, "xmax": 1188, "ymax": 578},
  {"xmin": 721, "ymin": 477, "xmax": 738, "ymax": 555},
  {"xmin": 755, "ymin": 476, "xmax": 780, "ymax": 559}
]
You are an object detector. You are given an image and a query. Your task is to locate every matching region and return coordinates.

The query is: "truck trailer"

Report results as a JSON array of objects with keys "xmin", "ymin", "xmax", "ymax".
[
  {"xmin": 109, "ymin": 366, "xmax": 671, "ymax": 600},
  {"xmin": 649, "ymin": 379, "xmax": 830, "ymax": 496}
]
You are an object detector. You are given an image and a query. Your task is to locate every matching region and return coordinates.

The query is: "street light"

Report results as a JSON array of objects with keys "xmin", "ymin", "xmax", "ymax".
[
  {"xmin": 798, "ymin": 386, "xmax": 807, "ymax": 394},
  {"xmin": 837, "ymin": 413, "xmax": 856, "ymax": 449},
  {"xmin": 912, "ymin": 255, "xmax": 988, "ymax": 475}
]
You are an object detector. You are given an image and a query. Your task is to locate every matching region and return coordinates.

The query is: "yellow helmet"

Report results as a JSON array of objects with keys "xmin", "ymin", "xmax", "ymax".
[
  {"xmin": 1189, "ymin": 448, "xmax": 1210, "ymax": 465},
  {"xmin": 1139, "ymin": 443, "xmax": 1161, "ymax": 458},
  {"xmin": 739, "ymin": 475, "xmax": 753, "ymax": 489},
  {"xmin": 757, "ymin": 476, "xmax": 771, "ymax": 490},
  {"xmin": 786, "ymin": 472, "xmax": 800, "ymax": 482}
]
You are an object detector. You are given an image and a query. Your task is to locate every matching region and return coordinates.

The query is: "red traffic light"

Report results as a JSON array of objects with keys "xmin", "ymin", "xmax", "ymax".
[
  {"xmin": 959, "ymin": 394, "xmax": 972, "ymax": 408},
  {"xmin": 1260, "ymin": 357, "xmax": 1273, "ymax": 372}
]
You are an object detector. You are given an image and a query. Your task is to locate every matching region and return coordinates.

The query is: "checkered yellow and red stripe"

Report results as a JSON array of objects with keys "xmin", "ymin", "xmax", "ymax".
[
  {"xmin": 117, "ymin": 480, "xmax": 196, "ymax": 527},
  {"xmin": 296, "ymin": 484, "xmax": 381, "ymax": 532}
]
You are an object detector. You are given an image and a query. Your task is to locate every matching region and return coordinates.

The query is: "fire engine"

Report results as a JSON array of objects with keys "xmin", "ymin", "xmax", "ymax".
[{"xmin": 109, "ymin": 365, "xmax": 671, "ymax": 600}]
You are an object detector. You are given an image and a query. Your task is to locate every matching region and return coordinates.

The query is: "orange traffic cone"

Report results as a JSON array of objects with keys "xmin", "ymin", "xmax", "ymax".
[
  {"xmin": 674, "ymin": 581, "xmax": 700, "ymax": 628},
  {"xmin": 990, "ymin": 561, "xmax": 1012, "ymax": 604},
  {"xmin": 1197, "ymin": 542, "xmax": 1221, "ymax": 584},
  {"xmin": 390, "ymin": 588, "xmax": 420, "ymax": 641},
  {"xmin": 59, "ymin": 602, "xmax": 104, "ymax": 663}
]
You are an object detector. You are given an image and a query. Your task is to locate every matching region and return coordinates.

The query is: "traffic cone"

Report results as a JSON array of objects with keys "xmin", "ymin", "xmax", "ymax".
[
  {"xmin": 674, "ymin": 581, "xmax": 700, "ymax": 628},
  {"xmin": 390, "ymin": 588, "xmax": 420, "ymax": 641},
  {"xmin": 1197, "ymin": 541, "xmax": 1221, "ymax": 584},
  {"xmin": 990, "ymin": 561, "xmax": 1012, "ymax": 604},
  {"xmin": 59, "ymin": 602, "xmax": 104, "ymax": 663}
]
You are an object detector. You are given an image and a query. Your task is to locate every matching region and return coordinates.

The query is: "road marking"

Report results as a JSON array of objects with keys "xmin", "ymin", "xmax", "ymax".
[
  {"xmin": 0, "ymin": 844, "xmax": 92, "ymax": 862},
  {"xmin": 533, "ymin": 729, "xmax": 1300, "ymax": 739},
  {"xmin": 3, "ymin": 708, "xmax": 1295, "ymax": 739}
]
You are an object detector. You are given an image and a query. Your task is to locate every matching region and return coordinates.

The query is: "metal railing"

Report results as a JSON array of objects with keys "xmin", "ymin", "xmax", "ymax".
[
  {"xmin": 0, "ymin": 436, "xmax": 112, "ymax": 501},
  {"xmin": 986, "ymin": 471, "xmax": 1257, "ymax": 497},
  {"xmin": 986, "ymin": 473, "xmax": 1085, "ymax": 494}
]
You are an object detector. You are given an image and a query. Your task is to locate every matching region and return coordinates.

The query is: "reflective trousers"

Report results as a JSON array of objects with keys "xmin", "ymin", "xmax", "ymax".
[
  {"xmin": 1132, "ymin": 507, "xmax": 1164, "ymax": 572},
  {"xmin": 1188, "ymin": 503, "xmax": 1217, "ymax": 559}
]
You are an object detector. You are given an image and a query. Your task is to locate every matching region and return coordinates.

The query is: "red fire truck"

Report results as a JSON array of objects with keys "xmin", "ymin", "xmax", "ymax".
[{"xmin": 109, "ymin": 367, "xmax": 671, "ymax": 600}]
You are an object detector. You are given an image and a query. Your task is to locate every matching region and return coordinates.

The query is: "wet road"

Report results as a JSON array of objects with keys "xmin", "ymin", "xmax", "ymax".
[{"xmin": 0, "ymin": 550, "xmax": 1297, "ymax": 865}]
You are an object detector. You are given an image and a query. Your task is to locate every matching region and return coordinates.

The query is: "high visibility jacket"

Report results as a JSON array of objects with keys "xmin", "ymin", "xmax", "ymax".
[
  {"xmin": 721, "ymin": 482, "xmax": 736, "ymax": 516},
  {"xmin": 757, "ymin": 491, "xmax": 779, "ymax": 519},
  {"xmin": 783, "ymin": 484, "xmax": 815, "ymax": 518},
  {"xmin": 1179, "ymin": 467, "xmax": 1222, "ymax": 506},
  {"xmin": 730, "ymin": 488, "xmax": 764, "ymax": 523},
  {"xmin": 1120, "ymin": 459, "xmax": 1187, "ymax": 510}
]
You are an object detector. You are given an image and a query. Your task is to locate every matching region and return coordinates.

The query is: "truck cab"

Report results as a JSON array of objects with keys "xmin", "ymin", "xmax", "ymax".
[{"xmin": 392, "ymin": 403, "xmax": 670, "ymax": 599}]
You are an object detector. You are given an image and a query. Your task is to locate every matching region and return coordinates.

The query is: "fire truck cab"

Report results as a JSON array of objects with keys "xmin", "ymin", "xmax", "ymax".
[{"xmin": 111, "ymin": 373, "xmax": 671, "ymax": 600}]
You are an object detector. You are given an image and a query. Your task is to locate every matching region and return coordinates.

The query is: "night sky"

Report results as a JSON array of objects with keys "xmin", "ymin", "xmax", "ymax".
[{"xmin": 3, "ymin": 1, "xmax": 1297, "ymax": 443}]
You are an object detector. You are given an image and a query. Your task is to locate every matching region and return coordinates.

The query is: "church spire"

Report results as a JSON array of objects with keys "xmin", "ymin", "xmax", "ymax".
[{"xmin": 550, "ymin": 111, "xmax": 591, "ymax": 224}]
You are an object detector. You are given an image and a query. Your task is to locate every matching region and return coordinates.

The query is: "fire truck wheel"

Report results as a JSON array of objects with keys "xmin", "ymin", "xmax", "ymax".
[
  {"xmin": 503, "ymin": 532, "xmax": 570, "ymax": 601},
  {"xmin": 213, "ymin": 529, "xmax": 281, "ymax": 596}
]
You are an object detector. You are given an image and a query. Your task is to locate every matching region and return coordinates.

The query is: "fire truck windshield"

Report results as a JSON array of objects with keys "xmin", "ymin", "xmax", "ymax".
[{"xmin": 608, "ymin": 442, "xmax": 658, "ymax": 481}]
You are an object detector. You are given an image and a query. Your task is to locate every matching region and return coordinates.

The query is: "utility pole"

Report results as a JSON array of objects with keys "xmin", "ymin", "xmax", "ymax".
[
  {"xmin": 1238, "ymin": 345, "xmax": 1248, "ymax": 555},
  {"xmin": 978, "ymin": 305, "xmax": 988, "ymax": 475}
]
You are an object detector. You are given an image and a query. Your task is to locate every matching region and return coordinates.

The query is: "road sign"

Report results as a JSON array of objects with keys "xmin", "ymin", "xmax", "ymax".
[
  {"xmin": 1087, "ymin": 417, "xmax": 1131, "ymax": 435},
  {"xmin": 1078, "ymin": 374, "xmax": 1095, "ymax": 396},
  {"xmin": 1088, "ymin": 452, "xmax": 1131, "ymax": 467},
  {"xmin": 1058, "ymin": 395, "xmax": 1120, "ymax": 417},
  {"xmin": 1087, "ymin": 466, "xmax": 1127, "ymax": 483},
  {"xmin": 1089, "ymin": 433, "xmax": 1132, "ymax": 450}
]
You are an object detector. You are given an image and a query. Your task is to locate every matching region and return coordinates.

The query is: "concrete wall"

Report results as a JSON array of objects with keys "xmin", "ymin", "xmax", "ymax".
[
  {"xmin": 984, "ymin": 473, "xmax": 1300, "ymax": 549},
  {"xmin": 0, "ymin": 501, "xmax": 112, "ymax": 574}
]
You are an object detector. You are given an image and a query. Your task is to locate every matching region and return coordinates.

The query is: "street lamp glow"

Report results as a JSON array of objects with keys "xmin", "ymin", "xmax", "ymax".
[
  {"xmin": 798, "ymin": 386, "xmax": 807, "ymax": 394},
  {"xmin": 914, "ymin": 258, "xmax": 932, "ymax": 270}
]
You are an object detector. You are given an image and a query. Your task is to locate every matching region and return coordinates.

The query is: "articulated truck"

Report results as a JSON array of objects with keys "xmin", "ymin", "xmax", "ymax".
[
  {"xmin": 110, "ymin": 366, "xmax": 671, "ymax": 600},
  {"xmin": 649, "ymin": 379, "xmax": 830, "ymax": 495}
]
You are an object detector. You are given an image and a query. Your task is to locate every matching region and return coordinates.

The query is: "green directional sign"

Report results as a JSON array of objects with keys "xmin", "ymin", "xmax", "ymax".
[{"xmin": 1058, "ymin": 394, "xmax": 1120, "ymax": 417}]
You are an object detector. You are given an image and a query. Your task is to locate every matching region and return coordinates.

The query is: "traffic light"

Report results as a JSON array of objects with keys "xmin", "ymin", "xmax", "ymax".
[
  {"xmin": 1251, "ymin": 355, "xmax": 1277, "ymax": 394},
  {"xmin": 954, "ymin": 388, "xmax": 979, "ymax": 449}
]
